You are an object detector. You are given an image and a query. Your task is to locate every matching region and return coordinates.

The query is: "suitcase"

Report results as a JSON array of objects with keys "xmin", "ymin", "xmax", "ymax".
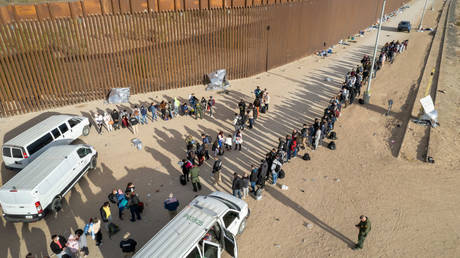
[
  {"xmin": 302, "ymin": 153, "xmax": 311, "ymax": 161},
  {"xmin": 138, "ymin": 202, "xmax": 144, "ymax": 213},
  {"xmin": 328, "ymin": 141, "xmax": 336, "ymax": 150},
  {"xmin": 278, "ymin": 169, "xmax": 285, "ymax": 179},
  {"xmin": 108, "ymin": 222, "xmax": 120, "ymax": 238},
  {"xmin": 180, "ymin": 175, "xmax": 187, "ymax": 185}
]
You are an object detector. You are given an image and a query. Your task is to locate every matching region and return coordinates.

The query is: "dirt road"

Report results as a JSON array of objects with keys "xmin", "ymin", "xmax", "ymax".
[{"xmin": 0, "ymin": 0, "xmax": 459, "ymax": 257}]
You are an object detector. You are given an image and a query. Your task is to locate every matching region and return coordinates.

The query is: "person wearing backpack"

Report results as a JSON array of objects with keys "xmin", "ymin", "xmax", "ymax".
[
  {"xmin": 181, "ymin": 159, "xmax": 192, "ymax": 183},
  {"xmin": 164, "ymin": 193, "xmax": 180, "ymax": 219},
  {"xmin": 129, "ymin": 113, "xmax": 139, "ymax": 135},
  {"xmin": 120, "ymin": 233, "xmax": 137, "ymax": 257},
  {"xmin": 116, "ymin": 190, "xmax": 128, "ymax": 220},
  {"xmin": 238, "ymin": 99, "xmax": 246, "ymax": 117},
  {"xmin": 271, "ymin": 157, "xmax": 282, "ymax": 185},
  {"xmin": 241, "ymin": 173, "xmax": 249, "ymax": 199},
  {"xmin": 234, "ymin": 130, "xmax": 243, "ymax": 151},
  {"xmin": 212, "ymin": 157, "xmax": 223, "ymax": 183},
  {"xmin": 208, "ymin": 96, "xmax": 215, "ymax": 117},
  {"xmin": 128, "ymin": 192, "xmax": 141, "ymax": 222},
  {"xmin": 100, "ymin": 202, "xmax": 112, "ymax": 230},
  {"xmin": 232, "ymin": 173, "xmax": 242, "ymax": 199}
]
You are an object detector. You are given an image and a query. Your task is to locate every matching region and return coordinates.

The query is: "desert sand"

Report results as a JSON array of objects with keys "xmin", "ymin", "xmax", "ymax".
[{"xmin": 0, "ymin": 0, "xmax": 459, "ymax": 257}]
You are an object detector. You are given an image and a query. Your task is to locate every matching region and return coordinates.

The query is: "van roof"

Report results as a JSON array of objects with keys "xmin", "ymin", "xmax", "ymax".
[
  {"xmin": 4, "ymin": 115, "xmax": 80, "ymax": 147},
  {"xmin": 0, "ymin": 145, "xmax": 84, "ymax": 191},
  {"xmin": 134, "ymin": 192, "xmax": 233, "ymax": 258}
]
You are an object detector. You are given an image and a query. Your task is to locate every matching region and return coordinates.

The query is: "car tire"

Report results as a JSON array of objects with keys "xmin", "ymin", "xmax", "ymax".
[
  {"xmin": 82, "ymin": 125, "xmax": 90, "ymax": 136},
  {"xmin": 238, "ymin": 217, "xmax": 247, "ymax": 235},
  {"xmin": 89, "ymin": 155, "xmax": 97, "ymax": 170},
  {"xmin": 51, "ymin": 196, "xmax": 63, "ymax": 212}
]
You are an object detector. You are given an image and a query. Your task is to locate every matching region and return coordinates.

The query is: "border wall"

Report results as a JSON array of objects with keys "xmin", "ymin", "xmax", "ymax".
[{"xmin": 0, "ymin": 0, "xmax": 406, "ymax": 116}]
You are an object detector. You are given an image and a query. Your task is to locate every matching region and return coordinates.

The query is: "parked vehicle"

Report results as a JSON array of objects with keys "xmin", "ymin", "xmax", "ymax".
[
  {"xmin": 133, "ymin": 191, "xmax": 250, "ymax": 258},
  {"xmin": 2, "ymin": 115, "xmax": 90, "ymax": 170},
  {"xmin": 397, "ymin": 21, "xmax": 411, "ymax": 32},
  {"xmin": 0, "ymin": 144, "xmax": 97, "ymax": 222}
]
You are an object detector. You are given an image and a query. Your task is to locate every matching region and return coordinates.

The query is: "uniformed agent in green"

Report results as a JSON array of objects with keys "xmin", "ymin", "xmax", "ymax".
[{"xmin": 353, "ymin": 215, "xmax": 371, "ymax": 250}]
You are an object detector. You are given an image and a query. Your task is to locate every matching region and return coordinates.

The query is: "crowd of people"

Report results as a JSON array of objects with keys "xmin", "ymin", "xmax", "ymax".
[
  {"xmin": 44, "ymin": 38, "xmax": 409, "ymax": 257},
  {"xmin": 94, "ymin": 94, "xmax": 217, "ymax": 135}
]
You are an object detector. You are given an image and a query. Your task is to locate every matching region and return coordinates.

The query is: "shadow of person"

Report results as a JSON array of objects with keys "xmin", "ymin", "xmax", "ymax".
[
  {"xmin": 22, "ymin": 223, "xmax": 48, "ymax": 257},
  {"xmin": 266, "ymin": 186, "xmax": 356, "ymax": 248},
  {"xmin": 0, "ymin": 221, "xmax": 20, "ymax": 258}
]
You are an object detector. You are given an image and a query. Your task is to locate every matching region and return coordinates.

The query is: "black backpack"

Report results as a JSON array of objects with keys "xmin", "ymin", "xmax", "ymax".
[
  {"xmin": 329, "ymin": 131, "xmax": 337, "ymax": 140},
  {"xmin": 275, "ymin": 164, "xmax": 281, "ymax": 172},
  {"xmin": 359, "ymin": 98, "xmax": 365, "ymax": 105},
  {"xmin": 180, "ymin": 175, "xmax": 187, "ymax": 185},
  {"xmin": 328, "ymin": 141, "xmax": 336, "ymax": 150},
  {"xmin": 278, "ymin": 169, "xmax": 285, "ymax": 179},
  {"xmin": 302, "ymin": 153, "xmax": 311, "ymax": 161}
]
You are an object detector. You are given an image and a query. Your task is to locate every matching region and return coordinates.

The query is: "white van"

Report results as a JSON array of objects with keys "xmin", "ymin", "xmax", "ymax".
[
  {"xmin": 2, "ymin": 115, "xmax": 90, "ymax": 169},
  {"xmin": 134, "ymin": 191, "xmax": 249, "ymax": 258},
  {"xmin": 0, "ymin": 144, "xmax": 97, "ymax": 222}
]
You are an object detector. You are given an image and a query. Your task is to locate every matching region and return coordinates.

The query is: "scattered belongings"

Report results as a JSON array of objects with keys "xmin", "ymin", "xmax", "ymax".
[
  {"xmin": 414, "ymin": 95, "xmax": 439, "ymax": 127},
  {"xmin": 385, "ymin": 99, "xmax": 393, "ymax": 116},
  {"xmin": 205, "ymin": 69, "xmax": 230, "ymax": 92},
  {"xmin": 108, "ymin": 87, "xmax": 130, "ymax": 104},
  {"xmin": 132, "ymin": 138, "xmax": 143, "ymax": 150}
]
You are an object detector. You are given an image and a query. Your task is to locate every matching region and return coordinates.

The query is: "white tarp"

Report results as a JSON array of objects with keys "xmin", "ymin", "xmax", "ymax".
[
  {"xmin": 108, "ymin": 88, "xmax": 130, "ymax": 104},
  {"xmin": 419, "ymin": 95, "xmax": 438, "ymax": 127},
  {"xmin": 205, "ymin": 69, "xmax": 230, "ymax": 91}
]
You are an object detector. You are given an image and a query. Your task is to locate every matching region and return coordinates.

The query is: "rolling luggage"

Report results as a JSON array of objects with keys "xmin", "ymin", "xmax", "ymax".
[{"xmin": 180, "ymin": 175, "xmax": 187, "ymax": 185}]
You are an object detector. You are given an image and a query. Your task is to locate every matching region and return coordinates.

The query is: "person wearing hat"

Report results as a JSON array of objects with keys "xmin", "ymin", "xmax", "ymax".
[
  {"xmin": 120, "ymin": 232, "xmax": 137, "ymax": 257},
  {"xmin": 164, "ymin": 193, "xmax": 180, "ymax": 219},
  {"xmin": 353, "ymin": 215, "xmax": 371, "ymax": 250}
]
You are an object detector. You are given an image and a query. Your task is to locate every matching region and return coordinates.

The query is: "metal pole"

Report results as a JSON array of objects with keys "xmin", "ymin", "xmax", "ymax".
[
  {"xmin": 363, "ymin": 0, "xmax": 386, "ymax": 104},
  {"xmin": 418, "ymin": 0, "xmax": 429, "ymax": 30}
]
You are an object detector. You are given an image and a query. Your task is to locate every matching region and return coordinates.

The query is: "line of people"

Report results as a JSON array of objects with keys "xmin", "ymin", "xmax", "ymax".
[{"xmin": 94, "ymin": 94, "xmax": 217, "ymax": 135}]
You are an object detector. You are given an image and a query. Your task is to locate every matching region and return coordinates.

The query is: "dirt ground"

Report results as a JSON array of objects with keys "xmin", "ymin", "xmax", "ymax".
[{"xmin": 1, "ymin": 0, "xmax": 459, "ymax": 257}]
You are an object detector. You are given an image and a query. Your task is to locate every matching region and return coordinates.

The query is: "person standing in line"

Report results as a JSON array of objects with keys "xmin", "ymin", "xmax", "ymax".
[
  {"xmin": 232, "ymin": 173, "xmax": 242, "ymax": 199},
  {"xmin": 238, "ymin": 99, "xmax": 246, "ymax": 117},
  {"xmin": 129, "ymin": 113, "xmax": 139, "ymax": 135},
  {"xmin": 128, "ymin": 192, "xmax": 141, "ymax": 222},
  {"xmin": 241, "ymin": 173, "xmax": 249, "ymax": 199},
  {"xmin": 120, "ymin": 233, "xmax": 137, "ymax": 258},
  {"xmin": 164, "ymin": 193, "xmax": 180, "ymax": 219},
  {"xmin": 247, "ymin": 110, "xmax": 254, "ymax": 129},
  {"xmin": 195, "ymin": 101, "xmax": 203, "ymax": 120},
  {"xmin": 271, "ymin": 155, "xmax": 282, "ymax": 185},
  {"xmin": 181, "ymin": 159, "xmax": 192, "ymax": 183},
  {"xmin": 224, "ymin": 134, "xmax": 233, "ymax": 151},
  {"xmin": 234, "ymin": 130, "xmax": 243, "ymax": 151},
  {"xmin": 95, "ymin": 114, "xmax": 104, "ymax": 134},
  {"xmin": 208, "ymin": 96, "xmax": 215, "ymax": 117},
  {"xmin": 263, "ymin": 91, "xmax": 270, "ymax": 112},
  {"xmin": 75, "ymin": 229, "xmax": 89, "ymax": 258},
  {"xmin": 314, "ymin": 125, "xmax": 322, "ymax": 150},
  {"xmin": 212, "ymin": 157, "xmax": 223, "ymax": 183},
  {"xmin": 50, "ymin": 235, "xmax": 68, "ymax": 258},
  {"xmin": 140, "ymin": 105, "xmax": 148, "ymax": 124},
  {"xmin": 249, "ymin": 165, "xmax": 259, "ymax": 193},
  {"xmin": 116, "ymin": 190, "xmax": 128, "ymax": 220},
  {"xmin": 353, "ymin": 215, "xmax": 371, "ymax": 250},
  {"xmin": 190, "ymin": 165, "xmax": 202, "ymax": 192},
  {"xmin": 174, "ymin": 97, "xmax": 181, "ymax": 116},
  {"xmin": 86, "ymin": 218, "xmax": 102, "ymax": 247},
  {"xmin": 149, "ymin": 102, "xmax": 158, "ymax": 121}
]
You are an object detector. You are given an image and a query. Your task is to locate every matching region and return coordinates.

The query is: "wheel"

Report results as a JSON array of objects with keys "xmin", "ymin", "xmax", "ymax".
[
  {"xmin": 82, "ymin": 125, "xmax": 90, "ymax": 136},
  {"xmin": 51, "ymin": 197, "xmax": 63, "ymax": 212},
  {"xmin": 89, "ymin": 155, "xmax": 97, "ymax": 170},
  {"xmin": 238, "ymin": 217, "xmax": 247, "ymax": 234}
]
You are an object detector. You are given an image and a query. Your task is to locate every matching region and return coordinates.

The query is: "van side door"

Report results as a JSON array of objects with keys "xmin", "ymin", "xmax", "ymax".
[
  {"xmin": 221, "ymin": 210, "xmax": 241, "ymax": 236},
  {"xmin": 223, "ymin": 229, "xmax": 238, "ymax": 258},
  {"xmin": 202, "ymin": 241, "xmax": 221, "ymax": 258},
  {"xmin": 67, "ymin": 118, "xmax": 83, "ymax": 139},
  {"xmin": 58, "ymin": 123, "xmax": 71, "ymax": 143},
  {"xmin": 76, "ymin": 147, "xmax": 93, "ymax": 172}
]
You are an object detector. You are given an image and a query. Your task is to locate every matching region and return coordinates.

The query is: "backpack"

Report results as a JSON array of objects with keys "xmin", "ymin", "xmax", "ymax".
[
  {"xmin": 328, "ymin": 141, "xmax": 336, "ymax": 150},
  {"xmin": 138, "ymin": 202, "xmax": 144, "ymax": 213},
  {"xmin": 278, "ymin": 169, "xmax": 285, "ymax": 179},
  {"xmin": 302, "ymin": 153, "xmax": 311, "ymax": 161},
  {"xmin": 329, "ymin": 131, "xmax": 337, "ymax": 140},
  {"xmin": 213, "ymin": 160, "xmax": 222, "ymax": 172},
  {"xmin": 206, "ymin": 135, "xmax": 212, "ymax": 143},
  {"xmin": 275, "ymin": 164, "xmax": 281, "ymax": 172},
  {"xmin": 358, "ymin": 98, "xmax": 365, "ymax": 105},
  {"xmin": 108, "ymin": 222, "xmax": 120, "ymax": 238}
]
